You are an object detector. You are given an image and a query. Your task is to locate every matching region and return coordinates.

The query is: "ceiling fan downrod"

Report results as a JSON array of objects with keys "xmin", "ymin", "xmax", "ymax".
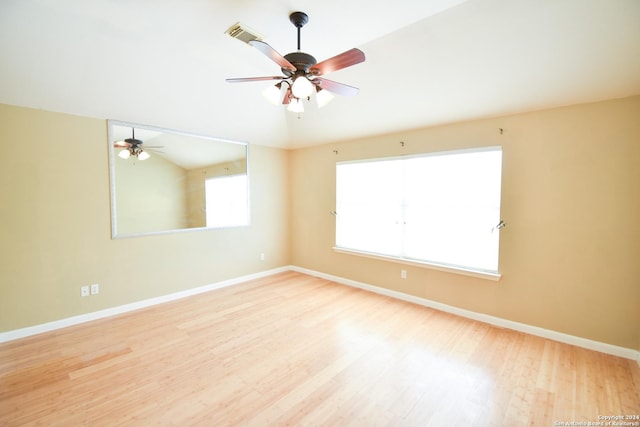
[
  {"xmin": 126, "ymin": 127, "xmax": 142, "ymax": 145},
  {"xmin": 289, "ymin": 11, "xmax": 308, "ymax": 51},
  {"xmin": 282, "ymin": 12, "xmax": 317, "ymax": 77}
]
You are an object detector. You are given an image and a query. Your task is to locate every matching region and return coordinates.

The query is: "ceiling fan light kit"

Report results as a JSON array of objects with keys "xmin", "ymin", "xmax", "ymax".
[
  {"xmin": 114, "ymin": 128, "xmax": 151, "ymax": 161},
  {"xmin": 287, "ymin": 98, "xmax": 305, "ymax": 113},
  {"xmin": 291, "ymin": 75, "xmax": 314, "ymax": 98},
  {"xmin": 226, "ymin": 11, "xmax": 365, "ymax": 113},
  {"xmin": 315, "ymin": 86, "xmax": 334, "ymax": 108},
  {"xmin": 262, "ymin": 82, "xmax": 284, "ymax": 105}
]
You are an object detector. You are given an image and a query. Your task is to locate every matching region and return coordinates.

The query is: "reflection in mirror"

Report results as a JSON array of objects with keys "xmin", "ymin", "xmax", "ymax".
[{"xmin": 108, "ymin": 120, "xmax": 249, "ymax": 238}]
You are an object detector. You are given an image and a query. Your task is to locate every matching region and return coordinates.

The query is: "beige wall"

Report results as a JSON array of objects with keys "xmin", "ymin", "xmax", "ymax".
[
  {"xmin": 1, "ymin": 97, "xmax": 638, "ymax": 352},
  {"xmin": 290, "ymin": 96, "xmax": 640, "ymax": 351},
  {"xmin": 0, "ymin": 104, "xmax": 290, "ymax": 332},
  {"xmin": 115, "ymin": 151, "xmax": 188, "ymax": 234}
]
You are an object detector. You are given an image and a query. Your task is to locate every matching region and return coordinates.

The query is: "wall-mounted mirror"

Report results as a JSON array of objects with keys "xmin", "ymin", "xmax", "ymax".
[{"xmin": 108, "ymin": 120, "xmax": 249, "ymax": 238}]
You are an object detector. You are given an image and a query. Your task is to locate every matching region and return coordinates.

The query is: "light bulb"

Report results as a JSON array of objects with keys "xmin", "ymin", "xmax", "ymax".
[
  {"xmin": 262, "ymin": 83, "xmax": 282, "ymax": 105},
  {"xmin": 291, "ymin": 76, "xmax": 314, "ymax": 99},
  {"xmin": 137, "ymin": 150, "xmax": 150, "ymax": 161},
  {"xmin": 316, "ymin": 88, "xmax": 334, "ymax": 108},
  {"xmin": 287, "ymin": 98, "xmax": 304, "ymax": 113},
  {"xmin": 118, "ymin": 149, "xmax": 130, "ymax": 159}
]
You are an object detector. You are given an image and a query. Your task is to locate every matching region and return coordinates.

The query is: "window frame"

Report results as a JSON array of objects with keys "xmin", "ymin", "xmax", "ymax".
[{"xmin": 333, "ymin": 146, "xmax": 503, "ymax": 281}]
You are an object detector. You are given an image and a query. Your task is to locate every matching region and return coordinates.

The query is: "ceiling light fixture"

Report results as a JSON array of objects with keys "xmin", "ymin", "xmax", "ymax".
[
  {"xmin": 226, "ymin": 11, "xmax": 365, "ymax": 114},
  {"xmin": 114, "ymin": 128, "xmax": 151, "ymax": 161},
  {"xmin": 315, "ymin": 86, "xmax": 334, "ymax": 109},
  {"xmin": 291, "ymin": 74, "xmax": 314, "ymax": 99},
  {"xmin": 287, "ymin": 97, "xmax": 305, "ymax": 113},
  {"xmin": 265, "ymin": 78, "xmax": 334, "ymax": 112},
  {"xmin": 262, "ymin": 82, "xmax": 283, "ymax": 105},
  {"xmin": 117, "ymin": 146, "xmax": 151, "ymax": 161}
]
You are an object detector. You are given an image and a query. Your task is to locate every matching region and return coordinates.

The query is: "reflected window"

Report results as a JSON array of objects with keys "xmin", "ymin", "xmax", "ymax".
[{"xmin": 205, "ymin": 175, "xmax": 249, "ymax": 228}]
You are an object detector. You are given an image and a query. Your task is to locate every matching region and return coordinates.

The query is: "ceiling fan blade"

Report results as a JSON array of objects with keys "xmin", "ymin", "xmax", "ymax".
[
  {"xmin": 114, "ymin": 141, "xmax": 131, "ymax": 148},
  {"xmin": 248, "ymin": 40, "xmax": 296, "ymax": 72},
  {"xmin": 226, "ymin": 76, "xmax": 284, "ymax": 83},
  {"xmin": 314, "ymin": 78, "xmax": 359, "ymax": 97},
  {"xmin": 309, "ymin": 48, "xmax": 365, "ymax": 76}
]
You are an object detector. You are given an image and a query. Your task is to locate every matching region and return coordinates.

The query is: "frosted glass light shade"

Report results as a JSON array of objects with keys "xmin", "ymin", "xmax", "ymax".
[
  {"xmin": 291, "ymin": 76, "xmax": 314, "ymax": 99},
  {"xmin": 287, "ymin": 98, "xmax": 304, "ymax": 113},
  {"xmin": 316, "ymin": 88, "xmax": 334, "ymax": 108},
  {"xmin": 262, "ymin": 84, "xmax": 282, "ymax": 105}
]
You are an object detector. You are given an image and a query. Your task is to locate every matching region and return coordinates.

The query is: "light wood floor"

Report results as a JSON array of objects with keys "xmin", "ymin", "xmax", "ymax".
[{"xmin": 1, "ymin": 271, "xmax": 639, "ymax": 426}]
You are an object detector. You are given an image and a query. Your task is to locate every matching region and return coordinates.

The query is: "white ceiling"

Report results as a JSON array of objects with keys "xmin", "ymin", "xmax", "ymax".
[
  {"xmin": 111, "ymin": 123, "xmax": 246, "ymax": 169},
  {"xmin": 1, "ymin": 0, "xmax": 639, "ymax": 149}
]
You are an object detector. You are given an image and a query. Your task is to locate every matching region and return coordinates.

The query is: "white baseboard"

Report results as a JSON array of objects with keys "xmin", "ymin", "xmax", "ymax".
[
  {"xmin": 0, "ymin": 267, "xmax": 290, "ymax": 344},
  {"xmin": 2, "ymin": 265, "xmax": 639, "ymax": 367},
  {"xmin": 289, "ymin": 266, "xmax": 640, "ymax": 364}
]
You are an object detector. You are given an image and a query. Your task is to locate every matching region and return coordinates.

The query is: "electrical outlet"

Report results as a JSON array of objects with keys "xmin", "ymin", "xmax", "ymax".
[
  {"xmin": 260, "ymin": 253, "xmax": 265, "ymax": 261},
  {"xmin": 401, "ymin": 269, "xmax": 407, "ymax": 279},
  {"xmin": 90, "ymin": 284, "xmax": 99, "ymax": 295},
  {"xmin": 81, "ymin": 286, "xmax": 90, "ymax": 297}
]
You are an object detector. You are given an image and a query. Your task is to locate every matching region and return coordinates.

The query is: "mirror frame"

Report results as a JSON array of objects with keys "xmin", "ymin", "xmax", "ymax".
[{"xmin": 107, "ymin": 120, "xmax": 250, "ymax": 238}]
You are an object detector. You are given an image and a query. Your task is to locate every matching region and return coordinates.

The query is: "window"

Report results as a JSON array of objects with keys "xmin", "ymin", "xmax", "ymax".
[
  {"xmin": 335, "ymin": 147, "xmax": 502, "ymax": 275},
  {"xmin": 205, "ymin": 174, "xmax": 249, "ymax": 228}
]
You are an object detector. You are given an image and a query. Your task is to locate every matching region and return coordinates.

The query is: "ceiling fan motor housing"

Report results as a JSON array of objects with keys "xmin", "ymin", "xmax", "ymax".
[
  {"xmin": 125, "ymin": 138, "xmax": 143, "ymax": 147},
  {"xmin": 282, "ymin": 52, "xmax": 317, "ymax": 75}
]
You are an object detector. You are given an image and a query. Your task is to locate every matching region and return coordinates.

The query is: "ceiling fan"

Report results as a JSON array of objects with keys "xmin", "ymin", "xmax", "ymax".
[
  {"xmin": 114, "ymin": 128, "xmax": 162, "ymax": 161},
  {"xmin": 226, "ymin": 11, "xmax": 365, "ymax": 112}
]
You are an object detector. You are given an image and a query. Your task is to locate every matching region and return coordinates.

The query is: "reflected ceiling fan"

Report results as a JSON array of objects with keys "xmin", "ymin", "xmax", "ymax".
[
  {"xmin": 225, "ymin": 11, "xmax": 365, "ymax": 112},
  {"xmin": 114, "ymin": 128, "xmax": 162, "ymax": 161}
]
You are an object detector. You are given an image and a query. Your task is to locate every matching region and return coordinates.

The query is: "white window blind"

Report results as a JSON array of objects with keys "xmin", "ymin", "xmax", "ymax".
[{"xmin": 336, "ymin": 147, "xmax": 503, "ymax": 273}]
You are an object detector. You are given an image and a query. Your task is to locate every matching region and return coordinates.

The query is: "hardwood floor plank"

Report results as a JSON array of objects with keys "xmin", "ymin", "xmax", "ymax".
[{"xmin": 1, "ymin": 271, "xmax": 638, "ymax": 425}]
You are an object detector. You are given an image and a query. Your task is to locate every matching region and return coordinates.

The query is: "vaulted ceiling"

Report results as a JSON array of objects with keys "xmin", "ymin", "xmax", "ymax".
[{"xmin": 1, "ymin": 0, "xmax": 639, "ymax": 148}]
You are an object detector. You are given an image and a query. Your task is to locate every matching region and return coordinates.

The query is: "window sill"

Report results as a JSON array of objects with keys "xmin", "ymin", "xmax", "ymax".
[{"xmin": 333, "ymin": 247, "xmax": 501, "ymax": 281}]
